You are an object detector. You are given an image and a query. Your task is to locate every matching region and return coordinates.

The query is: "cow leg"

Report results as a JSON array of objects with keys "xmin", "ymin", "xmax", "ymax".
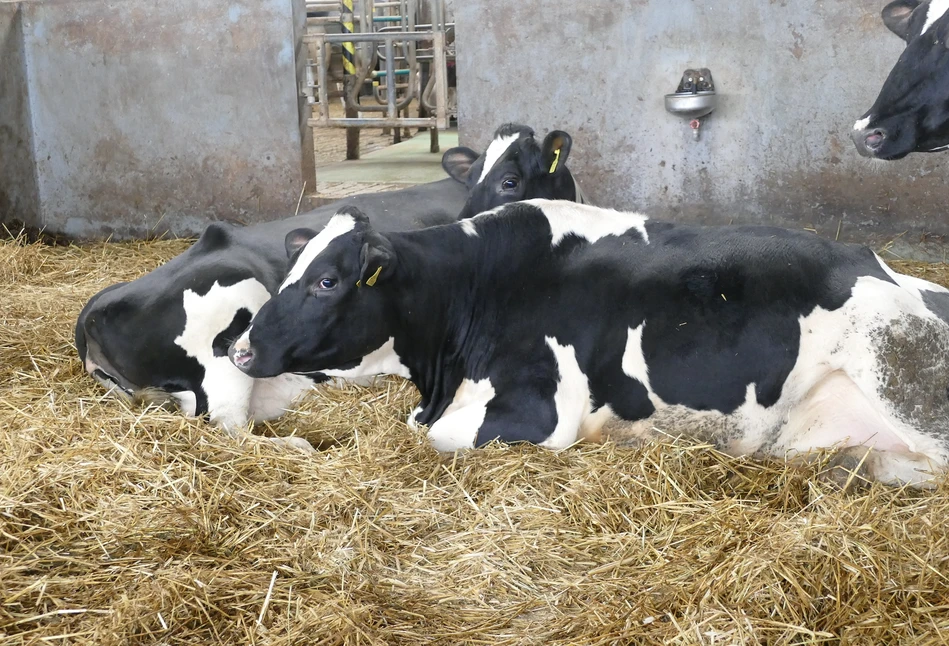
[
  {"xmin": 425, "ymin": 378, "xmax": 500, "ymax": 452},
  {"xmin": 425, "ymin": 378, "xmax": 562, "ymax": 452},
  {"xmin": 780, "ymin": 370, "xmax": 947, "ymax": 488},
  {"xmin": 818, "ymin": 445, "xmax": 943, "ymax": 490},
  {"xmin": 210, "ymin": 374, "xmax": 316, "ymax": 453}
]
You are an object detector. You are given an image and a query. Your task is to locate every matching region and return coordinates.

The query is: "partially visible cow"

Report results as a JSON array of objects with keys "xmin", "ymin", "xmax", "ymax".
[
  {"xmin": 441, "ymin": 123, "xmax": 586, "ymax": 219},
  {"xmin": 852, "ymin": 0, "xmax": 949, "ymax": 159},
  {"xmin": 230, "ymin": 201, "xmax": 949, "ymax": 487},
  {"xmin": 76, "ymin": 124, "xmax": 587, "ymax": 443}
]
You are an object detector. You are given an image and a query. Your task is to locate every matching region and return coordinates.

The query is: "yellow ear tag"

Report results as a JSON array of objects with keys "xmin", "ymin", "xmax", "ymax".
[
  {"xmin": 356, "ymin": 280, "xmax": 361, "ymax": 287},
  {"xmin": 365, "ymin": 266, "xmax": 383, "ymax": 287},
  {"xmin": 548, "ymin": 148, "xmax": 561, "ymax": 174}
]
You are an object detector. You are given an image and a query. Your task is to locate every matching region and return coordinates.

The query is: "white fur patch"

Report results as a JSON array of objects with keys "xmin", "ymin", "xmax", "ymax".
[
  {"xmin": 922, "ymin": 0, "xmax": 949, "ymax": 35},
  {"xmin": 175, "ymin": 278, "xmax": 272, "ymax": 430},
  {"xmin": 321, "ymin": 337, "xmax": 411, "ymax": 380},
  {"xmin": 171, "ymin": 391, "xmax": 197, "ymax": 416},
  {"xmin": 460, "ymin": 219, "xmax": 479, "ymax": 237},
  {"xmin": 853, "ymin": 116, "xmax": 871, "ymax": 131},
  {"xmin": 407, "ymin": 405, "xmax": 424, "ymax": 430},
  {"xmin": 621, "ymin": 323, "xmax": 664, "ymax": 409},
  {"xmin": 477, "ymin": 133, "xmax": 519, "ymax": 184},
  {"xmin": 542, "ymin": 337, "xmax": 591, "ymax": 449},
  {"xmin": 248, "ymin": 373, "xmax": 315, "ymax": 421},
  {"xmin": 523, "ymin": 199, "xmax": 649, "ymax": 247},
  {"xmin": 427, "ymin": 378, "xmax": 496, "ymax": 452},
  {"xmin": 876, "ymin": 253, "xmax": 949, "ymax": 296},
  {"xmin": 232, "ymin": 324, "xmax": 252, "ymax": 353},
  {"xmin": 280, "ymin": 214, "xmax": 356, "ymax": 292}
]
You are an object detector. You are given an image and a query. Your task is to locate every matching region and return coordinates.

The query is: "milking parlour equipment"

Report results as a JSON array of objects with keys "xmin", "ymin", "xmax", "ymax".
[
  {"xmin": 664, "ymin": 68, "xmax": 717, "ymax": 141},
  {"xmin": 303, "ymin": 0, "xmax": 455, "ymax": 159}
]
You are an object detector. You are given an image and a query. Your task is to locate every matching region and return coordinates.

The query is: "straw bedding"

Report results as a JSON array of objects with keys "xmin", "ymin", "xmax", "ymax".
[{"xmin": 2, "ymin": 233, "xmax": 948, "ymax": 645}]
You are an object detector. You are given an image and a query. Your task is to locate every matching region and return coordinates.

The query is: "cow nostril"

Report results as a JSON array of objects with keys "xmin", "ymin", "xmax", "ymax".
[
  {"xmin": 231, "ymin": 348, "xmax": 254, "ymax": 369},
  {"xmin": 865, "ymin": 129, "xmax": 885, "ymax": 149}
]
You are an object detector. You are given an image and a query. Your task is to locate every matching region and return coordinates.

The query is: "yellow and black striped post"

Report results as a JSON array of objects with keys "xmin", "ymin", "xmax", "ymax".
[
  {"xmin": 340, "ymin": 0, "xmax": 357, "ymax": 76},
  {"xmin": 341, "ymin": 0, "xmax": 359, "ymax": 159}
]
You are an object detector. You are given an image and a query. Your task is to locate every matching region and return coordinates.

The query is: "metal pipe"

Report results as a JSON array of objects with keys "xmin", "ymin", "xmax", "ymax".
[
  {"xmin": 371, "ymin": 69, "xmax": 410, "ymax": 77},
  {"xmin": 304, "ymin": 31, "xmax": 441, "ymax": 43},
  {"xmin": 315, "ymin": 38, "xmax": 330, "ymax": 123},
  {"xmin": 308, "ymin": 117, "xmax": 437, "ymax": 127},
  {"xmin": 420, "ymin": 64, "xmax": 436, "ymax": 111},
  {"xmin": 433, "ymin": 29, "xmax": 447, "ymax": 129},
  {"xmin": 384, "ymin": 39, "xmax": 397, "ymax": 119}
]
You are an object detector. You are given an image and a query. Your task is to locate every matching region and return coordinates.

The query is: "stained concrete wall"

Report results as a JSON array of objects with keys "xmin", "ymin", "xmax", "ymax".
[
  {"xmin": 0, "ymin": 2, "xmax": 40, "ymax": 229},
  {"xmin": 455, "ymin": 1, "xmax": 949, "ymax": 259},
  {"xmin": 1, "ymin": 0, "xmax": 313, "ymax": 240}
]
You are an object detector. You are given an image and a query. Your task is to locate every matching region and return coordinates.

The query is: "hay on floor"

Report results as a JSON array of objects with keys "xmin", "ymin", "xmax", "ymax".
[{"xmin": 2, "ymin": 233, "xmax": 949, "ymax": 645}]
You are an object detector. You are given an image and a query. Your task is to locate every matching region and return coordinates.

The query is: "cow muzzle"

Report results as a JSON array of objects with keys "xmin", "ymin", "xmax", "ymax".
[
  {"xmin": 228, "ymin": 333, "xmax": 256, "ymax": 372},
  {"xmin": 229, "ymin": 346, "xmax": 255, "ymax": 372},
  {"xmin": 851, "ymin": 126, "xmax": 887, "ymax": 158}
]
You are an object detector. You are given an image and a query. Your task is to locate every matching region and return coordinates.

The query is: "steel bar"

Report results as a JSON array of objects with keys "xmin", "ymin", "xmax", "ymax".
[{"xmin": 307, "ymin": 117, "xmax": 437, "ymax": 127}]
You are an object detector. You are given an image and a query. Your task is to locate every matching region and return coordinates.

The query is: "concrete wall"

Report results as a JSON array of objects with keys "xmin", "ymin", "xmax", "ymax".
[
  {"xmin": 455, "ymin": 1, "xmax": 949, "ymax": 259},
  {"xmin": 1, "ymin": 0, "xmax": 313, "ymax": 240},
  {"xmin": 0, "ymin": 2, "xmax": 40, "ymax": 229}
]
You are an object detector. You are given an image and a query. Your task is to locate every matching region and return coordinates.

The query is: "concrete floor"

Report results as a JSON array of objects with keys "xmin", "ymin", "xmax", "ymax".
[{"xmin": 313, "ymin": 129, "xmax": 458, "ymax": 201}]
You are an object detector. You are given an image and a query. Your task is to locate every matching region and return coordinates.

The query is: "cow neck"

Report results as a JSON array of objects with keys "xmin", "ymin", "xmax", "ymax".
[{"xmin": 382, "ymin": 225, "xmax": 501, "ymax": 410}]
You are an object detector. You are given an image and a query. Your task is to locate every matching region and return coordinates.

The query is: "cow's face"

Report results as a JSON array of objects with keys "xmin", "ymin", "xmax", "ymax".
[
  {"xmin": 442, "ymin": 124, "xmax": 578, "ymax": 219},
  {"xmin": 853, "ymin": 0, "xmax": 949, "ymax": 159},
  {"xmin": 229, "ymin": 208, "xmax": 395, "ymax": 379},
  {"xmin": 76, "ymin": 255, "xmax": 273, "ymax": 426},
  {"xmin": 76, "ymin": 281, "xmax": 209, "ymax": 414}
]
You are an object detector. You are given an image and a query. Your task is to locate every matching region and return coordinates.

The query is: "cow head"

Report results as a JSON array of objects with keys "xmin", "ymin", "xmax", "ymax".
[
  {"xmin": 75, "ymin": 280, "xmax": 209, "ymax": 416},
  {"xmin": 441, "ymin": 123, "xmax": 583, "ymax": 219},
  {"xmin": 74, "ymin": 223, "xmax": 276, "ymax": 428},
  {"xmin": 229, "ymin": 207, "xmax": 396, "ymax": 379},
  {"xmin": 852, "ymin": 0, "xmax": 949, "ymax": 159}
]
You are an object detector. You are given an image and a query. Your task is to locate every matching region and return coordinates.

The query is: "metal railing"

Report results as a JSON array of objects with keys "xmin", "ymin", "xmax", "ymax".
[{"xmin": 302, "ymin": 0, "xmax": 452, "ymax": 133}]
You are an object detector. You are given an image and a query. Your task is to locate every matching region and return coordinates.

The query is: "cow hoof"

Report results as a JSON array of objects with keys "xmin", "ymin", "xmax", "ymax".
[
  {"xmin": 818, "ymin": 447, "xmax": 873, "ymax": 492},
  {"xmin": 272, "ymin": 436, "xmax": 316, "ymax": 453}
]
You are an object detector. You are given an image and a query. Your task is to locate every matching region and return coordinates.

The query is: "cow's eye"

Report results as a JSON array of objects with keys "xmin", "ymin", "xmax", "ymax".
[
  {"xmin": 319, "ymin": 278, "xmax": 337, "ymax": 289},
  {"xmin": 501, "ymin": 178, "xmax": 519, "ymax": 190}
]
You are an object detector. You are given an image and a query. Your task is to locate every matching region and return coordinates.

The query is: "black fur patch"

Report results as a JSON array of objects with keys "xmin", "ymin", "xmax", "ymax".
[{"xmin": 213, "ymin": 308, "xmax": 253, "ymax": 358}]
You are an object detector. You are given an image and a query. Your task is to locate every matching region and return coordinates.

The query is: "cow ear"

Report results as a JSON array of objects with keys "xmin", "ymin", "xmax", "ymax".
[
  {"xmin": 882, "ymin": 0, "xmax": 922, "ymax": 41},
  {"xmin": 358, "ymin": 232, "xmax": 396, "ymax": 287},
  {"xmin": 441, "ymin": 146, "xmax": 480, "ymax": 182},
  {"xmin": 285, "ymin": 228, "xmax": 317, "ymax": 258},
  {"xmin": 541, "ymin": 131, "xmax": 572, "ymax": 174}
]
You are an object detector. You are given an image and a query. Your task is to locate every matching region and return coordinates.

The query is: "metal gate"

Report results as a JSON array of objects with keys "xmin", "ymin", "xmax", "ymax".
[{"xmin": 302, "ymin": 0, "xmax": 454, "ymax": 158}]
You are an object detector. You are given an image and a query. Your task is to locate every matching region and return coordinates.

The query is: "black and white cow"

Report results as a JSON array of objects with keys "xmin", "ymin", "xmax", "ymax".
[
  {"xmin": 852, "ymin": 0, "xmax": 949, "ymax": 159},
  {"xmin": 441, "ymin": 123, "xmax": 587, "ymax": 220},
  {"xmin": 76, "ymin": 124, "xmax": 587, "ymax": 441},
  {"xmin": 229, "ymin": 201, "xmax": 949, "ymax": 486}
]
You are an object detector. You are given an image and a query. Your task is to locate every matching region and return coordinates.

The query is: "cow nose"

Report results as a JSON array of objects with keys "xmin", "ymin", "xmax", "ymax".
[
  {"xmin": 864, "ymin": 129, "xmax": 885, "ymax": 151},
  {"xmin": 229, "ymin": 344, "xmax": 255, "ymax": 371}
]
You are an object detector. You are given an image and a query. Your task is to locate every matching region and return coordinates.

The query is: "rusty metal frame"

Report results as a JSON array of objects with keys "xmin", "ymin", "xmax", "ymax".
[{"xmin": 306, "ymin": 30, "xmax": 449, "ymax": 129}]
